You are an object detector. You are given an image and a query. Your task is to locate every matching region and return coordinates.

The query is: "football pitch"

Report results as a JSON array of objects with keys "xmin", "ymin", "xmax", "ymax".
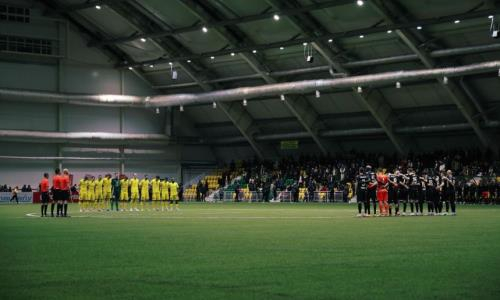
[{"xmin": 1, "ymin": 203, "xmax": 499, "ymax": 300}]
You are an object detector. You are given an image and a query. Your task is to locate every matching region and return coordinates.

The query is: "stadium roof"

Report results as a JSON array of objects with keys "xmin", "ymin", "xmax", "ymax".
[{"xmin": 40, "ymin": 0, "xmax": 500, "ymax": 157}]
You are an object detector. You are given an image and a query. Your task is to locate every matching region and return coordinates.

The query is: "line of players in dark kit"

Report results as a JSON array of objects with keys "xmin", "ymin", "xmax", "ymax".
[{"xmin": 355, "ymin": 165, "xmax": 457, "ymax": 217}]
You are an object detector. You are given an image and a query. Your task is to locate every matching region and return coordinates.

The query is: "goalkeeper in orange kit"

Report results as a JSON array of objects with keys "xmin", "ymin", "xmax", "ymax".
[{"xmin": 376, "ymin": 169, "xmax": 389, "ymax": 216}]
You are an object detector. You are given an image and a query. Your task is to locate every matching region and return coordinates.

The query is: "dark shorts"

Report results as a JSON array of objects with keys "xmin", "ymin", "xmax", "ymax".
[
  {"xmin": 41, "ymin": 192, "xmax": 49, "ymax": 203},
  {"xmin": 398, "ymin": 190, "xmax": 408, "ymax": 202},
  {"xmin": 61, "ymin": 190, "xmax": 70, "ymax": 201},
  {"xmin": 367, "ymin": 189, "xmax": 377, "ymax": 201},
  {"xmin": 409, "ymin": 189, "xmax": 419, "ymax": 201},
  {"xmin": 357, "ymin": 190, "xmax": 367, "ymax": 203},
  {"xmin": 388, "ymin": 189, "xmax": 398, "ymax": 203},
  {"xmin": 53, "ymin": 189, "xmax": 61, "ymax": 201}
]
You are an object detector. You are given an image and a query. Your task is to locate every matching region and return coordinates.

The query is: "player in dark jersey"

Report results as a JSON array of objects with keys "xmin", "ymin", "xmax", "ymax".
[
  {"xmin": 366, "ymin": 165, "xmax": 377, "ymax": 216},
  {"xmin": 408, "ymin": 169, "xmax": 421, "ymax": 216},
  {"xmin": 422, "ymin": 172, "xmax": 437, "ymax": 215},
  {"xmin": 440, "ymin": 170, "xmax": 457, "ymax": 216},
  {"xmin": 399, "ymin": 172, "xmax": 409, "ymax": 215},
  {"xmin": 355, "ymin": 167, "xmax": 369, "ymax": 216},
  {"xmin": 388, "ymin": 169, "xmax": 399, "ymax": 216}
]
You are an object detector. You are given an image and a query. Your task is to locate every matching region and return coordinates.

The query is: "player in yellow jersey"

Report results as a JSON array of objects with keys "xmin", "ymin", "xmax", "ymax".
[
  {"xmin": 79, "ymin": 176, "xmax": 88, "ymax": 212},
  {"xmin": 95, "ymin": 175, "xmax": 103, "ymax": 211},
  {"xmin": 169, "ymin": 178, "xmax": 180, "ymax": 211},
  {"xmin": 87, "ymin": 176, "xmax": 96, "ymax": 211},
  {"xmin": 120, "ymin": 176, "xmax": 129, "ymax": 211},
  {"xmin": 129, "ymin": 174, "xmax": 140, "ymax": 212},
  {"xmin": 160, "ymin": 178, "xmax": 169, "ymax": 211},
  {"xmin": 139, "ymin": 175, "xmax": 150, "ymax": 211},
  {"xmin": 102, "ymin": 174, "xmax": 112, "ymax": 211},
  {"xmin": 151, "ymin": 176, "xmax": 161, "ymax": 211}
]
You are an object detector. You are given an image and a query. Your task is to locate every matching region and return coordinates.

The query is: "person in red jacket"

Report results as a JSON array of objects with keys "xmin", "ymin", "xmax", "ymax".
[
  {"xmin": 39, "ymin": 173, "xmax": 50, "ymax": 217},
  {"xmin": 52, "ymin": 168, "xmax": 62, "ymax": 217},
  {"xmin": 61, "ymin": 169, "xmax": 71, "ymax": 217},
  {"xmin": 377, "ymin": 169, "xmax": 389, "ymax": 216}
]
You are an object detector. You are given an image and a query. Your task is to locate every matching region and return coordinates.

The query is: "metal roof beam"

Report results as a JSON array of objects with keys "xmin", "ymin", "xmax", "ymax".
[
  {"xmin": 371, "ymin": 0, "xmax": 497, "ymax": 152},
  {"xmin": 267, "ymin": 0, "xmax": 408, "ymax": 154}
]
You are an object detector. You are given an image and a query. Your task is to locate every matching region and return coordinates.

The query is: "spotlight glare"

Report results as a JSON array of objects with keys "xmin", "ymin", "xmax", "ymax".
[
  {"xmin": 356, "ymin": 0, "xmax": 364, "ymax": 6},
  {"xmin": 128, "ymin": 66, "xmax": 133, "ymax": 70},
  {"xmin": 303, "ymin": 42, "xmax": 308, "ymax": 46},
  {"xmin": 168, "ymin": 62, "xmax": 173, "ymax": 65},
  {"xmin": 488, "ymin": 15, "xmax": 494, "ymax": 19},
  {"xmin": 387, "ymin": 30, "xmax": 392, "ymax": 34},
  {"xmin": 417, "ymin": 26, "xmax": 422, "ymax": 30},
  {"xmin": 202, "ymin": 26, "xmax": 208, "ymax": 33},
  {"xmin": 243, "ymin": 99, "xmax": 247, "ymax": 106},
  {"xmin": 443, "ymin": 76, "xmax": 448, "ymax": 84},
  {"xmin": 357, "ymin": 86, "xmax": 363, "ymax": 93},
  {"xmin": 149, "ymin": 64, "xmax": 154, "ymax": 68},
  {"xmin": 454, "ymin": 20, "xmax": 460, "ymax": 24},
  {"xmin": 280, "ymin": 94, "xmax": 285, "ymax": 101},
  {"xmin": 187, "ymin": 60, "xmax": 191, "ymax": 63},
  {"xmin": 315, "ymin": 90, "xmax": 320, "ymax": 98},
  {"xmin": 95, "ymin": 5, "xmax": 102, "ymax": 10},
  {"xmin": 252, "ymin": 49, "xmax": 257, "ymax": 53},
  {"xmin": 279, "ymin": 46, "xmax": 285, "ymax": 50},
  {"xmin": 180, "ymin": 105, "xmax": 184, "ymax": 112},
  {"xmin": 210, "ymin": 56, "xmax": 215, "ymax": 60},
  {"xmin": 328, "ymin": 39, "xmax": 333, "ymax": 43},
  {"xmin": 140, "ymin": 38, "xmax": 147, "ymax": 42},
  {"xmin": 273, "ymin": 14, "xmax": 280, "ymax": 21},
  {"xmin": 230, "ymin": 52, "xmax": 235, "ymax": 56},
  {"xmin": 359, "ymin": 35, "xmax": 364, "ymax": 38},
  {"xmin": 396, "ymin": 81, "xmax": 401, "ymax": 89},
  {"xmin": 155, "ymin": 107, "xmax": 160, "ymax": 114},
  {"xmin": 212, "ymin": 102, "xmax": 217, "ymax": 109}
]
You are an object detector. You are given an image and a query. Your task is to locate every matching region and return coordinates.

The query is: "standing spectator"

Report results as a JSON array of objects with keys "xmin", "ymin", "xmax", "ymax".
[{"xmin": 10, "ymin": 187, "xmax": 19, "ymax": 204}]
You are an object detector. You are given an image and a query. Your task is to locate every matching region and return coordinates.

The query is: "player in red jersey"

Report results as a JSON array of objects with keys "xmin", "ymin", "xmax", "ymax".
[
  {"xmin": 39, "ymin": 173, "xmax": 50, "ymax": 217},
  {"xmin": 52, "ymin": 168, "xmax": 62, "ymax": 217},
  {"xmin": 376, "ymin": 169, "xmax": 389, "ymax": 216},
  {"xmin": 61, "ymin": 169, "xmax": 71, "ymax": 217}
]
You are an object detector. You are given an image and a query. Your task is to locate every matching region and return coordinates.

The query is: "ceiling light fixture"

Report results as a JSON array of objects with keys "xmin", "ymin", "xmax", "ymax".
[
  {"xmin": 280, "ymin": 94, "xmax": 285, "ymax": 101},
  {"xmin": 187, "ymin": 60, "xmax": 191, "ymax": 63},
  {"xmin": 273, "ymin": 14, "xmax": 280, "ymax": 21},
  {"xmin": 279, "ymin": 46, "xmax": 285, "ymax": 50},
  {"xmin": 359, "ymin": 35, "xmax": 364, "ymax": 38},
  {"xmin": 417, "ymin": 26, "xmax": 422, "ymax": 30},
  {"xmin": 230, "ymin": 52, "xmax": 235, "ymax": 56},
  {"xmin": 443, "ymin": 76, "xmax": 448, "ymax": 84},
  {"xmin": 396, "ymin": 81, "xmax": 401, "ymax": 88},
  {"xmin": 149, "ymin": 64, "xmax": 154, "ymax": 68},
  {"xmin": 155, "ymin": 108, "xmax": 160, "ymax": 114},
  {"xmin": 140, "ymin": 38, "xmax": 147, "ymax": 42},
  {"xmin": 95, "ymin": 5, "xmax": 102, "ymax": 10},
  {"xmin": 387, "ymin": 30, "xmax": 392, "ymax": 34},
  {"xmin": 303, "ymin": 42, "xmax": 308, "ymax": 46},
  {"xmin": 243, "ymin": 99, "xmax": 247, "ymax": 106},
  {"xmin": 315, "ymin": 90, "xmax": 320, "ymax": 98},
  {"xmin": 202, "ymin": 26, "xmax": 208, "ymax": 33},
  {"xmin": 210, "ymin": 56, "xmax": 215, "ymax": 60},
  {"xmin": 356, "ymin": 0, "xmax": 364, "ymax": 6},
  {"xmin": 252, "ymin": 49, "xmax": 257, "ymax": 53},
  {"xmin": 328, "ymin": 38, "xmax": 333, "ymax": 43},
  {"xmin": 212, "ymin": 102, "xmax": 217, "ymax": 109},
  {"xmin": 357, "ymin": 86, "xmax": 363, "ymax": 93},
  {"xmin": 128, "ymin": 66, "xmax": 133, "ymax": 70},
  {"xmin": 454, "ymin": 20, "xmax": 460, "ymax": 24},
  {"xmin": 180, "ymin": 105, "xmax": 184, "ymax": 112}
]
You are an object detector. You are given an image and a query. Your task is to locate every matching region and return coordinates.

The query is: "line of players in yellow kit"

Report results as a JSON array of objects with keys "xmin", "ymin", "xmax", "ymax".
[{"xmin": 78, "ymin": 174, "xmax": 180, "ymax": 212}]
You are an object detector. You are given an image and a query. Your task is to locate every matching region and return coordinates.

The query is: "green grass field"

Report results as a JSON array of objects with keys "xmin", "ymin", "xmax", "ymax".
[{"xmin": 1, "ymin": 203, "xmax": 500, "ymax": 299}]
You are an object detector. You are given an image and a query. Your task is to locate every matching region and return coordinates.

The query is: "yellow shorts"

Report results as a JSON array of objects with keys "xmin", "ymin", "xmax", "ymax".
[
  {"xmin": 103, "ymin": 191, "xmax": 112, "ymax": 200},
  {"xmin": 130, "ymin": 190, "xmax": 139, "ymax": 200},
  {"xmin": 141, "ymin": 191, "xmax": 149, "ymax": 201},
  {"xmin": 161, "ymin": 192, "xmax": 168, "ymax": 201},
  {"xmin": 80, "ymin": 191, "xmax": 87, "ymax": 201},
  {"xmin": 88, "ymin": 193, "xmax": 95, "ymax": 201},
  {"xmin": 170, "ymin": 195, "xmax": 178, "ymax": 201},
  {"xmin": 120, "ymin": 191, "xmax": 129, "ymax": 201},
  {"xmin": 152, "ymin": 192, "xmax": 160, "ymax": 201},
  {"xmin": 95, "ymin": 192, "xmax": 102, "ymax": 201}
]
